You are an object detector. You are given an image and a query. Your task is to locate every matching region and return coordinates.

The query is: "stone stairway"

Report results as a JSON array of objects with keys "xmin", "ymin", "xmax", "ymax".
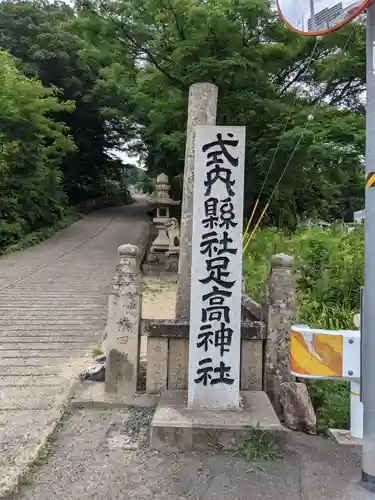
[{"xmin": 0, "ymin": 202, "xmax": 150, "ymax": 498}]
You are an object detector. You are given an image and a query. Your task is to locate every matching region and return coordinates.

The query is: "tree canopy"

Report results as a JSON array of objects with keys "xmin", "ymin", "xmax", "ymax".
[
  {"xmin": 81, "ymin": 0, "xmax": 365, "ymax": 227},
  {"xmin": 0, "ymin": 0, "xmax": 136, "ymax": 204},
  {"xmin": 0, "ymin": 0, "xmax": 366, "ymax": 248},
  {"xmin": 0, "ymin": 50, "xmax": 75, "ymax": 246}
]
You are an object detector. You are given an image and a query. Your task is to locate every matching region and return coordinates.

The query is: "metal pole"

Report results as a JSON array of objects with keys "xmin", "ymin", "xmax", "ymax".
[
  {"xmin": 310, "ymin": 0, "xmax": 316, "ymax": 31},
  {"xmin": 350, "ymin": 381, "xmax": 363, "ymax": 439},
  {"xmin": 362, "ymin": 0, "xmax": 375, "ymax": 491}
]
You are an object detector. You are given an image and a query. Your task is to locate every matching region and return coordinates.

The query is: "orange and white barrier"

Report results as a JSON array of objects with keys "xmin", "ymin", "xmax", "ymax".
[{"xmin": 291, "ymin": 324, "xmax": 362, "ymax": 439}]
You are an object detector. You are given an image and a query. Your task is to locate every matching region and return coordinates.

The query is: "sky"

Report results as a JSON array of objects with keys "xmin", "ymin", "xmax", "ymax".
[
  {"xmin": 278, "ymin": 0, "xmax": 364, "ymax": 31},
  {"xmin": 109, "ymin": 148, "xmax": 142, "ymax": 167},
  {"xmin": 107, "ymin": 137, "xmax": 143, "ymax": 168}
]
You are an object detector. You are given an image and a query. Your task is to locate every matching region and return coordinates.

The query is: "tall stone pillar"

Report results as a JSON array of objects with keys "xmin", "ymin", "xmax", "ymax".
[
  {"xmin": 175, "ymin": 82, "xmax": 218, "ymax": 320},
  {"xmin": 264, "ymin": 253, "xmax": 296, "ymax": 415}
]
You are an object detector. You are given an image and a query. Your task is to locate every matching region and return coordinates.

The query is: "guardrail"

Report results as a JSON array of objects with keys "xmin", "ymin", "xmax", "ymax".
[{"xmin": 291, "ymin": 323, "xmax": 362, "ymax": 439}]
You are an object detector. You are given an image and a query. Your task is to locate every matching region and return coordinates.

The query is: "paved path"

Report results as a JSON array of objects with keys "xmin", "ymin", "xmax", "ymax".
[
  {"xmin": 0, "ymin": 202, "xmax": 150, "ymax": 498},
  {"xmin": 11, "ymin": 408, "xmax": 371, "ymax": 500}
]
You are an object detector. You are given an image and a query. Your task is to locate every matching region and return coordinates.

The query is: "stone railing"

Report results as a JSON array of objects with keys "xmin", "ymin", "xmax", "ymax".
[
  {"xmin": 241, "ymin": 254, "xmax": 296, "ymax": 413},
  {"xmin": 140, "ymin": 319, "xmax": 266, "ymax": 394},
  {"xmin": 241, "ymin": 293, "xmax": 263, "ymax": 321},
  {"xmin": 104, "ymin": 245, "xmax": 297, "ymax": 418},
  {"xmin": 105, "ymin": 244, "xmax": 143, "ymax": 395}
]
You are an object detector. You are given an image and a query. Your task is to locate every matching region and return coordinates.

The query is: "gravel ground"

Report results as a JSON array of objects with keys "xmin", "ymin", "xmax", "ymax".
[
  {"xmin": 117, "ymin": 407, "xmax": 155, "ymax": 449},
  {"xmin": 8, "ymin": 408, "xmax": 366, "ymax": 500}
]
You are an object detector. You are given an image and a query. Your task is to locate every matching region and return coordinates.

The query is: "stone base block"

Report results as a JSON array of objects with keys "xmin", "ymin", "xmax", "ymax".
[
  {"xmin": 150, "ymin": 390, "xmax": 285, "ymax": 451},
  {"xmin": 329, "ymin": 428, "xmax": 362, "ymax": 446},
  {"xmin": 142, "ymin": 274, "xmax": 178, "ymax": 284},
  {"xmin": 144, "ymin": 252, "xmax": 179, "ymax": 275},
  {"xmin": 72, "ymin": 382, "xmax": 159, "ymax": 409}
]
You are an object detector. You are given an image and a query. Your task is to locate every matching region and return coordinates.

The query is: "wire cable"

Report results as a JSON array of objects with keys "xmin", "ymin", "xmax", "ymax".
[
  {"xmin": 243, "ymin": 26, "xmax": 357, "ymax": 254},
  {"xmin": 243, "ymin": 37, "xmax": 320, "ymax": 243}
]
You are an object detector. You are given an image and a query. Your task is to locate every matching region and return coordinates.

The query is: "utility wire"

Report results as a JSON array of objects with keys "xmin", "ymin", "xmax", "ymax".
[
  {"xmin": 243, "ymin": 37, "xmax": 320, "ymax": 241},
  {"xmin": 243, "ymin": 26, "xmax": 357, "ymax": 254}
]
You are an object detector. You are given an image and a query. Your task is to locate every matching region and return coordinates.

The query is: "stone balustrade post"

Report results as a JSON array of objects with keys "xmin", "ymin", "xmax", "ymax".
[
  {"xmin": 105, "ymin": 244, "xmax": 142, "ymax": 394},
  {"xmin": 264, "ymin": 253, "xmax": 296, "ymax": 415}
]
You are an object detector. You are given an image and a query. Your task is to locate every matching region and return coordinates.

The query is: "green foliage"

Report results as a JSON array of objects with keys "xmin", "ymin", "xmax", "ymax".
[
  {"xmin": 234, "ymin": 425, "xmax": 283, "ymax": 462},
  {"xmin": 0, "ymin": 0, "xmax": 137, "ymax": 250},
  {"xmin": 0, "ymin": 0, "xmax": 366, "ymax": 245},
  {"xmin": 243, "ymin": 225, "xmax": 363, "ymax": 324},
  {"xmin": 0, "ymin": 212, "xmax": 80, "ymax": 256},
  {"xmin": 206, "ymin": 431, "xmax": 224, "ymax": 454},
  {"xmin": 91, "ymin": 344, "xmax": 104, "ymax": 358},
  {"xmin": 124, "ymin": 165, "xmax": 155, "ymax": 193},
  {"xmin": 86, "ymin": 0, "xmax": 365, "ymax": 226},
  {"xmin": 243, "ymin": 226, "xmax": 361, "ymax": 432},
  {"xmin": 0, "ymin": 0, "xmax": 136, "ymax": 205},
  {"xmin": 0, "ymin": 50, "xmax": 75, "ymax": 248},
  {"xmin": 306, "ymin": 380, "xmax": 350, "ymax": 435}
]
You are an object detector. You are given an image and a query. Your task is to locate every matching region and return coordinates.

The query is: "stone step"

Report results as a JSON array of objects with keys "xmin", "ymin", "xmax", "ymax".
[
  {"xmin": 0, "ymin": 337, "xmax": 94, "ymax": 343},
  {"xmin": 0, "ymin": 300, "xmax": 100, "ymax": 308},
  {"xmin": 0, "ymin": 316, "xmax": 104, "ymax": 322},
  {"xmin": 0, "ymin": 386, "xmax": 67, "ymax": 410},
  {"xmin": 150, "ymin": 390, "xmax": 285, "ymax": 451},
  {"xmin": 0, "ymin": 319, "xmax": 104, "ymax": 325},
  {"xmin": 1, "ymin": 366, "xmax": 61, "ymax": 376},
  {"xmin": 0, "ymin": 350, "xmax": 87, "ymax": 358},
  {"xmin": 1, "ymin": 289, "xmax": 108, "ymax": 293},
  {"xmin": 0, "ymin": 326, "xmax": 100, "ymax": 332},
  {"xmin": 0, "ymin": 342, "xmax": 94, "ymax": 350},
  {"xmin": 1, "ymin": 357, "xmax": 75, "ymax": 366},
  {"xmin": 0, "ymin": 302, "xmax": 105, "ymax": 308},
  {"xmin": 0, "ymin": 376, "xmax": 60, "ymax": 387},
  {"xmin": 0, "ymin": 293, "xmax": 107, "ymax": 296}
]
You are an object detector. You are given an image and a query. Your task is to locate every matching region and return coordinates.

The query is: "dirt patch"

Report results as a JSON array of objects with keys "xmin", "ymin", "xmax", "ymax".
[{"xmin": 142, "ymin": 280, "xmax": 176, "ymax": 320}]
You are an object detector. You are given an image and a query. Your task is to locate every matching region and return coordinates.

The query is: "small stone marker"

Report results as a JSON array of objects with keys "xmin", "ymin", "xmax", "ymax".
[
  {"xmin": 105, "ymin": 244, "xmax": 142, "ymax": 394},
  {"xmin": 188, "ymin": 125, "xmax": 246, "ymax": 409}
]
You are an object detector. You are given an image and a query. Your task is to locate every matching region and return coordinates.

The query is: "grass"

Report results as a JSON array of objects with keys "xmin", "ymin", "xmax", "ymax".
[
  {"xmin": 0, "ymin": 193, "xmax": 133, "ymax": 256},
  {"xmin": 234, "ymin": 424, "xmax": 283, "ymax": 463},
  {"xmin": 91, "ymin": 344, "xmax": 104, "ymax": 358},
  {"xmin": 33, "ymin": 402, "xmax": 73, "ymax": 466},
  {"xmin": 205, "ymin": 425, "xmax": 283, "ymax": 464},
  {"xmin": 206, "ymin": 430, "xmax": 225, "ymax": 454},
  {"xmin": 0, "ymin": 211, "xmax": 81, "ymax": 256},
  {"xmin": 306, "ymin": 379, "xmax": 350, "ymax": 435},
  {"xmin": 243, "ymin": 225, "xmax": 363, "ymax": 433}
]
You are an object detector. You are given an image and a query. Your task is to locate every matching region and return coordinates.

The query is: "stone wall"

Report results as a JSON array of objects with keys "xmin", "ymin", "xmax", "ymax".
[{"xmin": 141, "ymin": 319, "xmax": 265, "ymax": 393}]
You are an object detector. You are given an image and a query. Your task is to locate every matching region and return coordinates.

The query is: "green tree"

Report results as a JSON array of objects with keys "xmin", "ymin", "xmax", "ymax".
[
  {"xmin": 0, "ymin": 51, "xmax": 75, "ymax": 247},
  {"xmin": 88, "ymin": 0, "xmax": 364, "ymax": 227},
  {"xmin": 0, "ymin": 0, "xmax": 135, "ymax": 203}
]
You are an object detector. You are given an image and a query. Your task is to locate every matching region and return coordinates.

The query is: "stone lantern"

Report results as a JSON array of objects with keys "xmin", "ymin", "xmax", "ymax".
[{"xmin": 146, "ymin": 174, "xmax": 180, "ymax": 272}]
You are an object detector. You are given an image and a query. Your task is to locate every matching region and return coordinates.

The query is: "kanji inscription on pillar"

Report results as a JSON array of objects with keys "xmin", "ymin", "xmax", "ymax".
[{"xmin": 188, "ymin": 125, "xmax": 245, "ymax": 409}]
